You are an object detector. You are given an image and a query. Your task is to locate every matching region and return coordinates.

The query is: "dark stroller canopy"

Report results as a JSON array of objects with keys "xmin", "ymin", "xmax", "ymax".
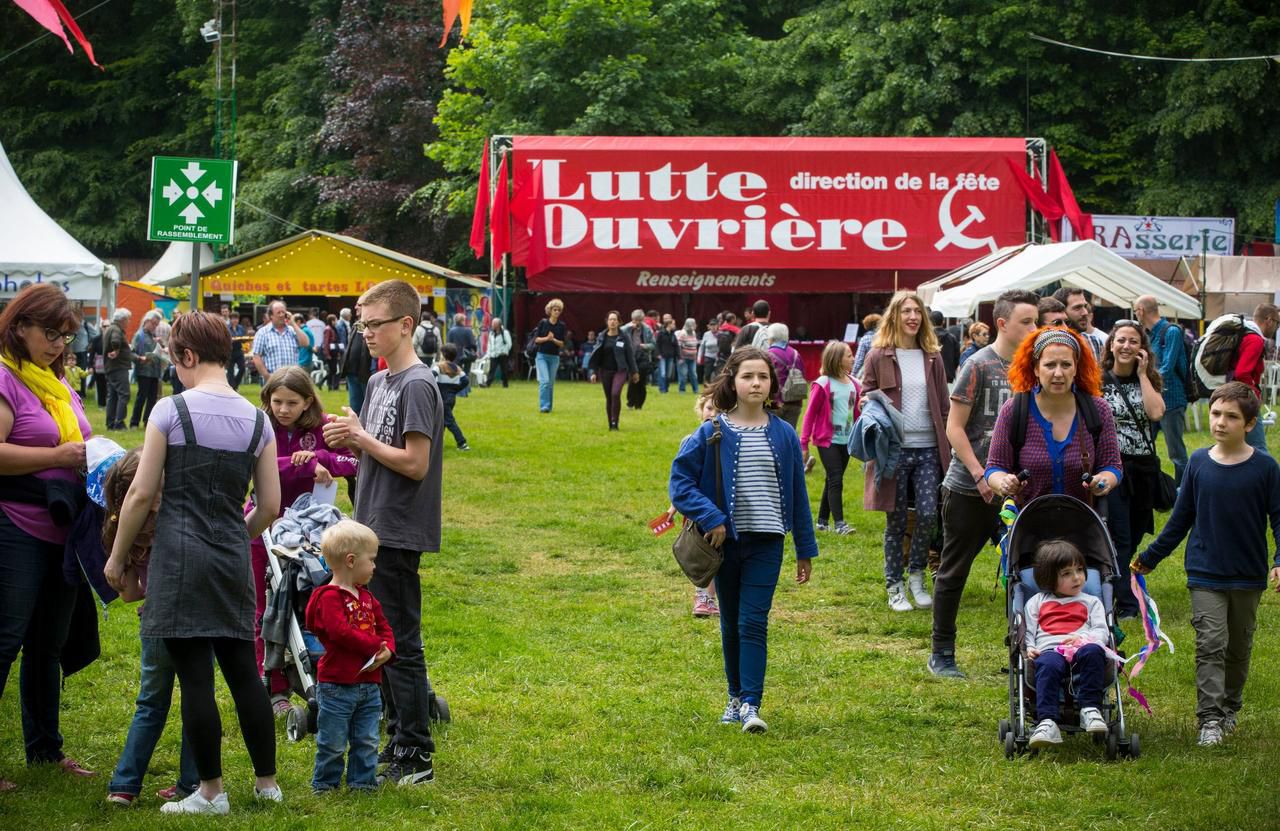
[{"xmin": 1007, "ymin": 494, "xmax": 1117, "ymax": 581}]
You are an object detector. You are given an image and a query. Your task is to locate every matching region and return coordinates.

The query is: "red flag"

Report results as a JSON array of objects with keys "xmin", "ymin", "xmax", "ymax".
[
  {"xmin": 469, "ymin": 144, "xmax": 490, "ymax": 259},
  {"xmin": 440, "ymin": 0, "xmax": 474, "ymax": 47},
  {"xmin": 525, "ymin": 165, "xmax": 548, "ymax": 277},
  {"xmin": 490, "ymin": 155, "xmax": 510, "ymax": 262},
  {"xmin": 13, "ymin": 0, "xmax": 102, "ymax": 68},
  {"xmin": 1005, "ymin": 158, "xmax": 1063, "ymax": 241},
  {"xmin": 1048, "ymin": 149, "xmax": 1094, "ymax": 241}
]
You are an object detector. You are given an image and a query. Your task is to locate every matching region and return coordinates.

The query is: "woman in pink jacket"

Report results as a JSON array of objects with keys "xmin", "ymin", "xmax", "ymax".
[
  {"xmin": 252, "ymin": 366, "xmax": 358, "ymax": 711},
  {"xmin": 800, "ymin": 341, "xmax": 861, "ymax": 535}
]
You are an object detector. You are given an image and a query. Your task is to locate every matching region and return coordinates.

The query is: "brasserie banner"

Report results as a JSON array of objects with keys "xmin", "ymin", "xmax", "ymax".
[
  {"xmin": 1089, "ymin": 215, "xmax": 1235, "ymax": 259},
  {"xmin": 507, "ymin": 136, "xmax": 1027, "ymax": 293}
]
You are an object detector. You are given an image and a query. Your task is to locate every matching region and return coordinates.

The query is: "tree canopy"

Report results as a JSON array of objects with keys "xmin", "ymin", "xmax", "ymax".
[{"xmin": 1, "ymin": 0, "xmax": 1276, "ymax": 268}]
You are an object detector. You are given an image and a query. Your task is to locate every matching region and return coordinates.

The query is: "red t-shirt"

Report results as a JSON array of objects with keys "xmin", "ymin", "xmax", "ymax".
[
  {"xmin": 1233, "ymin": 331, "xmax": 1265, "ymax": 397},
  {"xmin": 305, "ymin": 583, "xmax": 396, "ymax": 684}
]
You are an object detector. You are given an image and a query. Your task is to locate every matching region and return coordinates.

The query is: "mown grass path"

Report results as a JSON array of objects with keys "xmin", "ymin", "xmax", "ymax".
[{"xmin": 1, "ymin": 379, "xmax": 1276, "ymax": 829}]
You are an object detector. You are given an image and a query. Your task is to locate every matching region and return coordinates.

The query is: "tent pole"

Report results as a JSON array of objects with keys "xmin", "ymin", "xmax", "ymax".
[{"xmin": 190, "ymin": 243, "xmax": 201, "ymax": 312}]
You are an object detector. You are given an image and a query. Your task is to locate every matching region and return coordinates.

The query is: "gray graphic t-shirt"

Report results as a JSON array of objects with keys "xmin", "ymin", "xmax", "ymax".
[
  {"xmin": 943, "ymin": 345, "xmax": 1012, "ymax": 495},
  {"xmin": 354, "ymin": 362, "xmax": 444, "ymax": 552}
]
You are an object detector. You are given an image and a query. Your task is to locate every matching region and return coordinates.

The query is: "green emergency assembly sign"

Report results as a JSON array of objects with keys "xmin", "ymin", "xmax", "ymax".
[{"xmin": 147, "ymin": 156, "xmax": 238, "ymax": 245}]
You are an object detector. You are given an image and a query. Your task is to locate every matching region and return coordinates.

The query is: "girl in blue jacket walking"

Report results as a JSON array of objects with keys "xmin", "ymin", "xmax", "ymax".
[{"xmin": 669, "ymin": 347, "xmax": 818, "ymax": 734}]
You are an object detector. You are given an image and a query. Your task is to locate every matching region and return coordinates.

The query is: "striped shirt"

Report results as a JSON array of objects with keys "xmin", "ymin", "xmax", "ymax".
[{"xmin": 725, "ymin": 416, "xmax": 785, "ymax": 535}]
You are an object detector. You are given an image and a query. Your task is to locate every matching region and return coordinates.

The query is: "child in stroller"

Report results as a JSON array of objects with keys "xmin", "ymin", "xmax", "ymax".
[
  {"xmin": 1024, "ymin": 540, "xmax": 1111, "ymax": 748},
  {"xmin": 1000, "ymin": 494, "xmax": 1139, "ymax": 760}
]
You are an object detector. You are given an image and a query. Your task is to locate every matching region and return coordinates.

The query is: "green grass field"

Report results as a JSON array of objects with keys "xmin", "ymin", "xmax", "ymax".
[{"xmin": 1, "ymin": 379, "xmax": 1277, "ymax": 829}]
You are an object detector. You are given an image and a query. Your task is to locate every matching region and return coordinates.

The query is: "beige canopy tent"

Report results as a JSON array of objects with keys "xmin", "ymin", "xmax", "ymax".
[{"xmin": 918, "ymin": 240, "xmax": 1202, "ymax": 320}]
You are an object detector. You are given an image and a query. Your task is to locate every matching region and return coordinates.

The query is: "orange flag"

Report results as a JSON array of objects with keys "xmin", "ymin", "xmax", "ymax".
[{"xmin": 440, "ymin": 0, "xmax": 474, "ymax": 47}]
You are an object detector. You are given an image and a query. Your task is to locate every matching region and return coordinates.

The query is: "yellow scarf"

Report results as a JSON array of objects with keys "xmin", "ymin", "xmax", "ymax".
[{"xmin": 0, "ymin": 352, "xmax": 84, "ymax": 445}]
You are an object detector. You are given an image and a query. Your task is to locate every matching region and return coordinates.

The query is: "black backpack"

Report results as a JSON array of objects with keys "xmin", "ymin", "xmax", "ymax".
[
  {"xmin": 416, "ymin": 322, "xmax": 439, "ymax": 358},
  {"xmin": 1008, "ymin": 389, "xmax": 1105, "ymax": 476},
  {"xmin": 716, "ymin": 328, "xmax": 736, "ymax": 356}
]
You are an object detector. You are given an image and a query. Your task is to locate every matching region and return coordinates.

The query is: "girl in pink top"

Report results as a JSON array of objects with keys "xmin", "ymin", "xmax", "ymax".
[
  {"xmin": 800, "ymin": 341, "xmax": 861, "ymax": 535},
  {"xmin": 251, "ymin": 367, "xmax": 358, "ymax": 708}
]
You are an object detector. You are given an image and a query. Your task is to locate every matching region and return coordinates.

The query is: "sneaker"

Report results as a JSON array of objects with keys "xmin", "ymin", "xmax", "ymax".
[
  {"xmin": 815, "ymin": 521, "xmax": 829, "ymax": 532},
  {"xmin": 887, "ymin": 582, "xmax": 913, "ymax": 612},
  {"xmin": 377, "ymin": 744, "xmax": 398, "ymax": 766},
  {"xmin": 1222, "ymin": 711, "xmax": 1238, "ymax": 735},
  {"xmin": 106, "ymin": 792, "xmax": 136, "ymax": 807},
  {"xmin": 1197, "ymin": 720, "xmax": 1224, "ymax": 747},
  {"xmin": 377, "ymin": 747, "xmax": 434, "ymax": 786},
  {"xmin": 927, "ymin": 651, "xmax": 966, "ymax": 679},
  {"xmin": 833, "ymin": 522, "xmax": 854, "ymax": 535},
  {"xmin": 1079, "ymin": 707, "xmax": 1108, "ymax": 734},
  {"xmin": 720, "ymin": 696, "xmax": 743, "ymax": 725},
  {"xmin": 458, "ymin": 444, "xmax": 471, "ymax": 451},
  {"xmin": 254, "ymin": 785, "xmax": 284, "ymax": 802},
  {"xmin": 908, "ymin": 571, "xmax": 933, "ymax": 609},
  {"xmin": 693, "ymin": 590, "xmax": 715, "ymax": 618},
  {"xmin": 57, "ymin": 757, "xmax": 96, "ymax": 777},
  {"xmin": 155, "ymin": 785, "xmax": 183, "ymax": 801},
  {"xmin": 1028, "ymin": 719, "xmax": 1063, "ymax": 748},
  {"xmin": 704, "ymin": 595, "xmax": 720, "ymax": 616},
  {"xmin": 739, "ymin": 703, "xmax": 768, "ymax": 734},
  {"xmin": 160, "ymin": 790, "xmax": 230, "ymax": 816},
  {"xmin": 271, "ymin": 694, "xmax": 291, "ymax": 718}
]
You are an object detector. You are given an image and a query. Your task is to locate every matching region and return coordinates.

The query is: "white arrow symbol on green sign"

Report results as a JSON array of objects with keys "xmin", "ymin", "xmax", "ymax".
[
  {"xmin": 181, "ymin": 161, "xmax": 205, "ymax": 183},
  {"xmin": 179, "ymin": 203, "xmax": 204, "ymax": 224},
  {"xmin": 163, "ymin": 180, "xmax": 184, "ymax": 205},
  {"xmin": 201, "ymin": 181, "xmax": 223, "ymax": 207}
]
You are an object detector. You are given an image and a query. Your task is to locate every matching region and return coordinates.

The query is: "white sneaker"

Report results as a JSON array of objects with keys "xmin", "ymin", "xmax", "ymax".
[
  {"xmin": 254, "ymin": 785, "xmax": 284, "ymax": 802},
  {"xmin": 1028, "ymin": 718, "xmax": 1063, "ymax": 748},
  {"xmin": 887, "ymin": 582, "xmax": 913, "ymax": 612},
  {"xmin": 1198, "ymin": 720, "xmax": 1224, "ymax": 747},
  {"xmin": 1079, "ymin": 707, "xmax": 1108, "ymax": 734},
  {"xmin": 908, "ymin": 572, "xmax": 932, "ymax": 608},
  {"xmin": 739, "ymin": 702, "xmax": 768, "ymax": 734},
  {"xmin": 160, "ymin": 790, "xmax": 230, "ymax": 815}
]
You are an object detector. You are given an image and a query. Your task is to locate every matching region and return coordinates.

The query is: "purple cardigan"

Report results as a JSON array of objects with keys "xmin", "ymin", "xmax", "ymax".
[{"xmin": 984, "ymin": 393, "xmax": 1122, "ymax": 507}]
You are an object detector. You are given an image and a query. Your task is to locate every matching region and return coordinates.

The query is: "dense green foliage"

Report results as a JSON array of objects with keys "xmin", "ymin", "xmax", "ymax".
[{"xmin": 2, "ymin": 0, "xmax": 1277, "ymax": 265}]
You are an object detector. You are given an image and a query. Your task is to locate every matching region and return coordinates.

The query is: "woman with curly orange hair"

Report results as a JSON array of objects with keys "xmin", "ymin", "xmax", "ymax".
[{"xmin": 984, "ymin": 326, "xmax": 1122, "ymax": 507}]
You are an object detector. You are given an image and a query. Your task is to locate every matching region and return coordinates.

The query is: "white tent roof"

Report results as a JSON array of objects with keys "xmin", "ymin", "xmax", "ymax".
[
  {"xmin": 0, "ymin": 139, "xmax": 117, "ymax": 302},
  {"xmin": 138, "ymin": 241, "xmax": 214, "ymax": 286},
  {"xmin": 925, "ymin": 240, "xmax": 1201, "ymax": 320}
]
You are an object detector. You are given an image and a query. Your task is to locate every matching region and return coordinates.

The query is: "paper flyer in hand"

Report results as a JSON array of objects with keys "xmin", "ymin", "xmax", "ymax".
[{"xmin": 648, "ymin": 513, "xmax": 675, "ymax": 536}]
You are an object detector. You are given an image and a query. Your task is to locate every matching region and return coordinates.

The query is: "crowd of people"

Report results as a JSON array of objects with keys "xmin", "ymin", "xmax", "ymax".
[
  {"xmin": 3, "ymin": 277, "xmax": 1280, "ymax": 813},
  {"xmin": 670, "ymin": 287, "xmax": 1280, "ymax": 750}
]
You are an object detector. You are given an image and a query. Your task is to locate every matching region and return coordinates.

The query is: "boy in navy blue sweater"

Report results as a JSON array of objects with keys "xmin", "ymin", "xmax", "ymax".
[{"xmin": 1135, "ymin": 382, "xmax": 1280, "ymax": 747}]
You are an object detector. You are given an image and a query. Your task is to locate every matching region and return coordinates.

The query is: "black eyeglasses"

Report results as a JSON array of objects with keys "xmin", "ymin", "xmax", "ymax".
[
  {"xmin": 352, "ymin": 316, "xmax": 407, "ymax": 334},
  {"xmin": 26, "ymin": 323, "xmax": 76, "ymax": 345}
]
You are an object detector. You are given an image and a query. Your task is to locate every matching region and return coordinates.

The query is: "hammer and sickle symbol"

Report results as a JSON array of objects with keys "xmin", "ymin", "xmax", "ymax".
[{"xmin": 935, "ymin": 181, "xmax": 997, "ymax": 252}]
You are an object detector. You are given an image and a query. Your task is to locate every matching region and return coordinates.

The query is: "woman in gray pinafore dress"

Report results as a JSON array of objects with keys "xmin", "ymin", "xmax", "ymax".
[{"xmin": 104, "ymin": 312, "xmax": 282, "ymax": 815}]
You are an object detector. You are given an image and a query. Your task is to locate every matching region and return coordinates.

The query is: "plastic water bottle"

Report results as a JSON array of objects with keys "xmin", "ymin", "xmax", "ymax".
[{"xmin": 85, "ymin": 436, "xmax": 126, "ymax": 507}]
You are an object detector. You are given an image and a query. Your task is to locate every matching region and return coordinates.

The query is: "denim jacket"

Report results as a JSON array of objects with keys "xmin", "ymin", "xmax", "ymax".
[{"xmin": 668, "ymin": 413, "xmax": 819, "ymax": 559}]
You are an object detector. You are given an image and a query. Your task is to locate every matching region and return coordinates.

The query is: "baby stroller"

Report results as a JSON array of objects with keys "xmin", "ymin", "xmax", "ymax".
[
  {"xmin": 260, "ymin": 526, "xmax": 332, "ymax": 742},
  {"xmin": 260, "ymin": 525, "xmax": 452, "ymax": 743},
  {"xmin": 998, "ymin": 494, "xmax": 1140, "ymax": 760}
]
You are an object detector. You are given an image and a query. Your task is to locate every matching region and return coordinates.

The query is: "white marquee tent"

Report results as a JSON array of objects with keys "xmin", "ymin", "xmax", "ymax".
[
  {"xmin": 0, "ymin": 139, "xmax": 117, "ymax": 303},
  {"xmin": 138, "ymin": 241, "xmax": 214, "ymax": 286},
  {"xmin": 918, "ymin": 240, "xmax": 1202, "ymax": 320}
]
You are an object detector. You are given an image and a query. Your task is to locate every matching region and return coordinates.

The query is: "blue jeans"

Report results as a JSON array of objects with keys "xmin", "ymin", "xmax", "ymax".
[
  {"xmin": 0, "ymin": 512, "xmax": 78, "ymax": 764},
  {"xmin": 1160, "ymin": 406, "xmax": 1188, "ymax": 485},
  {"xmin": 536, "ymin": 353, "xmax": 560, "ymax": 412},
  {"xmin": 714, "ymin": 533, "xmax": 784, "ymax": 706},
  {"xmin": 109, "ymin": 636, "xmax": 199, "ymax": 796},
  {"xmin": 657, "ymin": 357, "xmax": 672, "ymax": 392},
  {"xmin": 347, "ymin": 375, "xmax": 367, "ymax": 416},
  {"xmin": 313, "ymin": 682, "xmax": 382, "ymax": 791},
  {"xmin": 1246, "ymin": 417, "xmax": 1269, "ymax": 456},
  {"xmin": 1034, "ymin": 643, "xmax": 1106, "ymax": 721},
  {"xmin": 677, "ymin": 358, "xmax": 698, "ymax": 393}
]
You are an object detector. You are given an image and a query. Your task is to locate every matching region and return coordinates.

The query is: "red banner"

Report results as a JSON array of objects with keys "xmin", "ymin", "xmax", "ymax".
[{"xmin": 508, "ymin": 136, "xmax": 1027, "ymax": 293}]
